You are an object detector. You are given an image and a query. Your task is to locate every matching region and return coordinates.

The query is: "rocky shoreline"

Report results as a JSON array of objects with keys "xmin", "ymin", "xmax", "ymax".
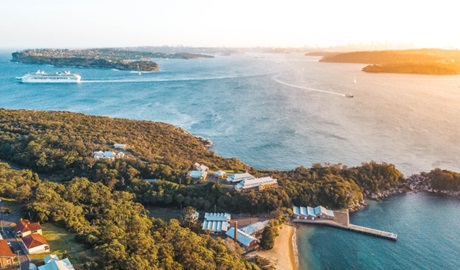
[{"xmin": 359, "ymin": 173, "xmax": 460, "ymax": 207}]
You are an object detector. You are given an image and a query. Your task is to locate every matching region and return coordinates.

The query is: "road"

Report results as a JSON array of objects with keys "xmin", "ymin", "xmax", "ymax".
[{"xmin": 1, "ymin": 216, "xmax": 30, "ymax": 270}]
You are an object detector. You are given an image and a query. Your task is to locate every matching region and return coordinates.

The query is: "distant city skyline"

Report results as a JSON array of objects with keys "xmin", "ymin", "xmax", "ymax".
[{"xmin": 1, "ymin": 0, "xmax": 459, "ymax": 49}]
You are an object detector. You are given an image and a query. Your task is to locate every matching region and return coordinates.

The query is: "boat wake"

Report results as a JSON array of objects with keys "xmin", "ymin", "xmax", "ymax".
[
  {"xmin": 80, "ymin": 73, "xmax": 271, "ymax": 84},
  {"xmin": 272, "ymin": 76, "xmax": 346, "ymax": 97}
]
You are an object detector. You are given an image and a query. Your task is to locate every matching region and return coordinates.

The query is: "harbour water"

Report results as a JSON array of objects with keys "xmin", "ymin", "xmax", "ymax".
[
  {"xmin": 297, "ymin": 193, "xmax": 460, "ymax": 269},
  {"xmin": 1, "ymin": 50, "xmax": 460, "ymax": 269}
]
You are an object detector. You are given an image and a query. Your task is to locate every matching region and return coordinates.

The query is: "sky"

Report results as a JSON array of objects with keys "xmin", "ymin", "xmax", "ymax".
[{"xmin": 1, "ymin": 0, "xmax": 459, "ymax": 49}]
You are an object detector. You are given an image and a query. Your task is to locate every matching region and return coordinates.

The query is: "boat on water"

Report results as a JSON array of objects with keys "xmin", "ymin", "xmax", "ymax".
[
  {"xmin": 345, "ymin": 94, "xmax": 354, "ymax": 98},
  {"xmin": 18, "ymin": 70, "xmax": 81, "ymax": 83}
]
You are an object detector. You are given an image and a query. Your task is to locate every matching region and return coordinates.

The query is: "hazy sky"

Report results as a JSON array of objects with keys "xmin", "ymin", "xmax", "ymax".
[{"xmin": 1, "ymin": 0, "xmax": 459, "ymax": 49}]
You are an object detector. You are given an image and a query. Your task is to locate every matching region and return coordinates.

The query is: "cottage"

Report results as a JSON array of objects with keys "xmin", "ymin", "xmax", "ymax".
[
  {"xmin": 22, "ymin": 234, "xmax": 50, "ymax": 254},
  {"xmin": 14, "ymin": 218, "xmax": 42, "ymax": 237},
  {"xmin": 0, "ymin": 239, "xmax": 17, "ymax": 268},
  {"xmin": 189, "ymin": 163, "xmax": 209, "ymax": 181},
  {"xmin": 234, "ymin": 176, "xmax": 278, "ymax": 192},
  {"xmin": 38, "ymin": 254, "xmax": 75, "ymax": 270},
  {"xmin": 227, "ymin": 173, "xmax": 255, "ymax": 183}
]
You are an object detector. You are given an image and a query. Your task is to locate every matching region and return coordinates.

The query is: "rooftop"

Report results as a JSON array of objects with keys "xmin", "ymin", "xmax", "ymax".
[
  {"xmin": 293, "ymin": 205, "xmax": 335, "ymax": 217},
  {"xmin": 23, "ymin": 233, "xmax": 48, "ymax": 249},
  {"xmin": 202, "ymin": 220, "xmax": 230, "ymax": 232},
  {"xmin": 226, "ymin": 228, "xmax": 258, "ymax": 247},
  {"xmin": 235, "ymin": 176, "xmax": 278, "ymax": 189},
  {"xmin": 240, "ymin": 220, "xmax": 270, "ymax": 235},
  {"xmin": 204, "ymin": 213, "xmax": 231, "ymax": 221},
  {"xmin": 13, "ymin": 218, "xmax": 42, "ymax": 233},
  {"xmin": 227, "ymin": 173, "xmax": 255, "ymax": 183},
  {"xmin": 0, "ymin": 239, "xmax": 15, "ymax": 257},
  {"xmin": 38, "ymin": 256, "xmax": 75, "ymax": 270}
]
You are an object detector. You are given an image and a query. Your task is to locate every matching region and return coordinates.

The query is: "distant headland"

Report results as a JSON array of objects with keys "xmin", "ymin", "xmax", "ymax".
[
  {"xmin": 314, "ymin": 49, "xmax": 460, "ymax": 75},
  {"xmin": 11, "ymin": 48, "xmax": 214, "ymax": 72}
]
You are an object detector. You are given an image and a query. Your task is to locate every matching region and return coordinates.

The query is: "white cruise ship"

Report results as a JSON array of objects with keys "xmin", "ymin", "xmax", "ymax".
[{"xmin": 18, "ymin": 70, "xmax": 81, "ymax": 83}]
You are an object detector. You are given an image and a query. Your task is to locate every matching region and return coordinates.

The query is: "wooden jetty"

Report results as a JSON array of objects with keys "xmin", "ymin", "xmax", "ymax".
[{"xmin": 293, "ymin": 210, "xmax": 397, "ymax": 241}]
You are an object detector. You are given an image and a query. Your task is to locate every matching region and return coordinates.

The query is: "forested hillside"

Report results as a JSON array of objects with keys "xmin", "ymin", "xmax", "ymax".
[{"xmin": 0, "ymin": 108, "xmax": 410, "ymax": 269}]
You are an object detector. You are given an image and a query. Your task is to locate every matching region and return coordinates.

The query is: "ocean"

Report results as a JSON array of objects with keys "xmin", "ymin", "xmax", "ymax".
[{"xmin": 1, "ymin": 50, "xmax": 460, "ymax": 269}]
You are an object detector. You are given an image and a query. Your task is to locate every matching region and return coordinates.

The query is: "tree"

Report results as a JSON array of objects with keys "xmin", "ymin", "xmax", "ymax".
[
  {"xmin": 260, "ymin": 226, "xmax": 275, "ymax": 250},
  {"xmin": 179, "ymin": 206, "xmax": 199, "ymax": 229}
]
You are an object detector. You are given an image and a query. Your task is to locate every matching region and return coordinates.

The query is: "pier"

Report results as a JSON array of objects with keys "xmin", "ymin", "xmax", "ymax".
[{"xmin": 293, "ymin": 210, "xmax": 397, "ymax": 241}]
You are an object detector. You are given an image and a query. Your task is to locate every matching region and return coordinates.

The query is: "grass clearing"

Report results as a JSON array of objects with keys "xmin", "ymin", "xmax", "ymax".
[
  {"xmin": 28, "ymin": 223, "xmax": 94, "ymax": 268},
  {"xmin": 146, "ymin": 206, "xmax": 182, "ymax": 221}
]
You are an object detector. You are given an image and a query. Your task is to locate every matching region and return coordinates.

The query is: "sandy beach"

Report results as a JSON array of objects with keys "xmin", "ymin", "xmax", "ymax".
[{"xmin": 251, "ymin": 224, "xmax": 298, "ymax": 270}]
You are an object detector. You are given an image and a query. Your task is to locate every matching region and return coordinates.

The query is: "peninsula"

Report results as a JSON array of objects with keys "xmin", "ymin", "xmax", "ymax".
[
  {"xmin": 11, "ymin": 48, "xmax": 213, "ymax": 72},
  {"xmin": 1, "ymin": 108, "xmax": 459, "ymax": 269},
  {"xmin": 318, "ymin": 49, "xmax": 460, "ymax": 75}
]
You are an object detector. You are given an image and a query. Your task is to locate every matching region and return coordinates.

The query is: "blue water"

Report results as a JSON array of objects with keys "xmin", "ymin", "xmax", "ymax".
[
  {"xmin": 298, "ymin": 193, "xmax": 460, "ymax": 270},
  {"xmin": 1, "ymin": 50, "xmax": 460, "ymax": 269}
]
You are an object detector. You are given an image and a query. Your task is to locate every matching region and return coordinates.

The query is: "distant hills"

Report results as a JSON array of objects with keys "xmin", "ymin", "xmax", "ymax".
[{"xmin": 317, "ymin": 49, "xmax": 460, "ymax": 75}]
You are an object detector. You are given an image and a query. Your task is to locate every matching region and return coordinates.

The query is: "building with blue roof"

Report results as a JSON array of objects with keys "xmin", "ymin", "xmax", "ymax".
[
  {"xmin": 204, "ymin": 213, "xmax": 231, "ymax": 221},
  {"xmin": 226, "ymin": 228, "xmax": 258, "ymax": 252},
  {"xmin": 202, "ymin": 213, "xmax": 231, "ymax": 233},
  {"xmin": 202, "ymin": 220, "xmax": 230, "ymax": 232},
  {"xmin": 38, "ymin": 254, "xmax": 75, "ymax": 270},
  {"xmin": 293, "ymin": 205, "xmax": 334, "ymax": 220},
  {"xmin": 189, "ymin": 163, "xmax": 209, "ymax": 182},
  {"xmin": 240, "ymin": 220, "xmax": 270, "ymax": 235}
]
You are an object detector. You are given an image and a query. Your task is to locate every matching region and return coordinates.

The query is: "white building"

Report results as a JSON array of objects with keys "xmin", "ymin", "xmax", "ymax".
[
  {"xmin": 22, "ymin": 234, "xmax": 50, "ymax": 254},
  {"xmin": 113, "ymin": 143, "xmax": 127, "ymax": 149},
  {"xmin": 93, "ymin": 151, "xmax": 125, "ymax": 160},
  {"xmin": 189, "ymin": 163, "xmax": 209, "ymax": 181},
  {"xmin": 227, "ymin": 173, "xmax": 255, "ymax": 183},
  {"xmin": 212, "ymin": 170, "xmax": 227, "ymax": 178},
  {"xmin": 234, "ymin": 176, "xmax": 278, "ymax": 192}
]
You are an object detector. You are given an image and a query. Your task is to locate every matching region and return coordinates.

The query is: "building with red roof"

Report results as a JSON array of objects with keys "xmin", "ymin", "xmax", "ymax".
[
  {"xmin": 22, "ymin": 234, "xmax": 50, "ymax": 254},
  {"xmin": 0, "ymin": 239, "xmax": 17, "ymax": 268},
  {"xmin": 13, "ymin": 218, "xmax": 42, "ymax": 237}
]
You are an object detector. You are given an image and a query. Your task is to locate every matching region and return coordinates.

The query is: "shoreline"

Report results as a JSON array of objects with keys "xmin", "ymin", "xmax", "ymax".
[
  {"xmin": 250, "ymin": 224, "xmax": 298, "ymax": 270},
  {"xmin": 292, "ymin": 225, "xmax": 299, "ymax": 269}
]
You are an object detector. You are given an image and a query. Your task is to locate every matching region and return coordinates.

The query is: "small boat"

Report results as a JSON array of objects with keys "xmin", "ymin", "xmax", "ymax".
[{"xmin": 345, "ymin": 94, "xmax": 354, "ymax": 98}]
